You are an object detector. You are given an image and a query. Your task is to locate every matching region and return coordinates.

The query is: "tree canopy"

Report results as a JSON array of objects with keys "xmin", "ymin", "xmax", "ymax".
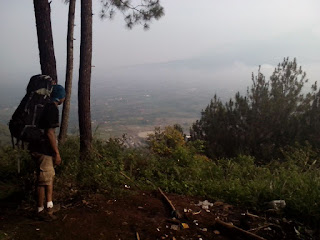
[
  {"xmin": 100, "ymin": 0, "xmax": 164, "ymax": 29},
  {"xmin": 191, "ymin": 58, "xmax": 320, "ymax": 162}
]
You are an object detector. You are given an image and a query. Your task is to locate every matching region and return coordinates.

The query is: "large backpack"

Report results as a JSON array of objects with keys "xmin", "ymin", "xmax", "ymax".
[{"xmin": 9, "ymin": 74, "xmax": 54, "ymax": 148}]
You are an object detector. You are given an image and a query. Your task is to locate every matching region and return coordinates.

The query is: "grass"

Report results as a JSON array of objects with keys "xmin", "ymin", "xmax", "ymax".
[{"xmin": 1, "ymin": 130, "xmax": 320, "ymax": 227}]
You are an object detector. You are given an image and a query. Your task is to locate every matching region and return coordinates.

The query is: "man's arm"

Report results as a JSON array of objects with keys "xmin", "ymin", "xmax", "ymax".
[{"xmin": 47, "ymin": 128, "xmax": 61, "ymax": 165}]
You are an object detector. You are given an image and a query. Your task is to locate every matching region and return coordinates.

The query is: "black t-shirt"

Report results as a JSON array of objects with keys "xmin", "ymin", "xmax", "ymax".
[
  {"xmin": 29, "ymin": 102, "xmax": 59, "ymax": 156},
  {"xmin": 38, "ymin": 102, "xmax": 59, "ymax": 130}
]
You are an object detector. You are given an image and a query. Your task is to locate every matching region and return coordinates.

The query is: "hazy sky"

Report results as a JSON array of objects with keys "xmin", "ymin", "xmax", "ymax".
[{"xmin": 0, "ymin": 0, "xmax": 320, "ymax": 87}]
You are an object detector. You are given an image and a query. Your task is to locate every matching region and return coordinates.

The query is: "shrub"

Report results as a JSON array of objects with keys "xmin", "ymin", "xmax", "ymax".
[
  {"xmin": 191, "ymin": 58, "xmax": 320, "ymax": 162},
  {"xmin": 147, "ymin": 126, "xmax": 185, "ymax": 156},
  {"xmin": 0, "ymin": 146, "xmax": 34, "ymax": 200},
  {"xmin": 2, "ymin": 129, "xmax": 320, "ymax": 226}
]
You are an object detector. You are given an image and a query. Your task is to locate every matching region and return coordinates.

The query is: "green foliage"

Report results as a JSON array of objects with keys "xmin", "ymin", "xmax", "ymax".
[
  {"xmin": 100, "ymin": 0, "xmax": 165, "ymax": 29},
  {"xmin": 56, "ymin": 137, "xmax": 80, "ymax": 184},
  {"xmin": 0, "ymin": 147, "xmax": 31, "ymax": 181},
  {"xmin": 147, "ymin": 126, "xmax": 185, "ymax": 156},
  {"xmin": 0, "ymin": 147, "xmax": 34, "ymax": 200},
  {"xmin": 57, "ymin": 136, "xmax": 126, "ymax": 191},
  {"xmin": 173, "ymin": 123, "xmax": 184, "ymax": 135},
  {"xmin": 2, "ymin": 126, "xmax": 320, "ymax": 226},
  {"xmin": 191, "ymin": 58, "xmax": 320, "ymax": 161}
]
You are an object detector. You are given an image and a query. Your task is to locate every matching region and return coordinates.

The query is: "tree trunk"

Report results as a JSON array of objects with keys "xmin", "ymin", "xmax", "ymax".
[
  {"xmin": 59, "ymin": 0, "xmax": 76, "ymax": 144},
  {"xmin": 78, "ymin": 0, "xmax": 93, "ymax": 156},
  {"xmin": 33, "ymin": 0, "xmax": 58, "ymax": 83}
]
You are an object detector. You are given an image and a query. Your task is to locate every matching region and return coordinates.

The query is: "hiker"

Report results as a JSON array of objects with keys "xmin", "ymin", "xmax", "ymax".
[{"xmin": 28, "ymin": 84, "xmax": 66, "ymax": 220}]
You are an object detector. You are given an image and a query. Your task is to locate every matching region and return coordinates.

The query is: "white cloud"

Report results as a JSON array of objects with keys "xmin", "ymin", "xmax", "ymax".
[
  {"xmin": 312, "ymin": 27, "xmax": 320, "ymax": 38},
  {"xmin": 1, "ymin": 0, "xmax": 320, "ymax": 86}
]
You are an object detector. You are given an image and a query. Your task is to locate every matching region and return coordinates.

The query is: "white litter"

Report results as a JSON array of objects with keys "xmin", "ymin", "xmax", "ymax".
[{"xmin": 196, "ymin": 200, "xmax": 214, "ymax": 210}]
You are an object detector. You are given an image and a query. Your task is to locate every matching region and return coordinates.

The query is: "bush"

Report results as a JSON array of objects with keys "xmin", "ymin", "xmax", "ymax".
[
  {"xmin": 0, "ymin": 146, "xmax": 34, "ymax": 200},
  {"xmin": 2, "ymin": 128, "xmax": 320, "ymax": 226},
  {"xmin": 147, "ymin": 126, "xmax": 185, "ymax": 156}
]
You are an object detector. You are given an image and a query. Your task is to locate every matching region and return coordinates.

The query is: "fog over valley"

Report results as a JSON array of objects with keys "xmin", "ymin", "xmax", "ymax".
[{"xmin": 1, "ymin": 0, "xmax": 320, "ymax": 142}]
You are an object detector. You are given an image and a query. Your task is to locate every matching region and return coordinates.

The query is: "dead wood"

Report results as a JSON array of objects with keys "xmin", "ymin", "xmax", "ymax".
[
  {"xmin": 215, "ymin": 218, "xmax": 266, "ymax": 240},
  {"xmin": 158, "ymin": 188, "xmax": 183, "ymax": 219},
  {"xmin": 62, "ymin": 214, "xmax": 68, "ymax": 221},
  {"xmin": 246, "ymin": 211, "xmax": 261, "ymax": 219},
  {"xmin": 249, "ymin": 224, "xmax": 274, "ymax": 233},
  {"xmin": 136, "ymin": 232, "xmax": 140, "ymax": 240}
]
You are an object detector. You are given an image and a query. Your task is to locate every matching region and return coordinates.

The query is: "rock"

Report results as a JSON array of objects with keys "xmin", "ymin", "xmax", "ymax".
[{"xmin": 171, "ymin": 225, "xmax": 179, "ymax": 231}]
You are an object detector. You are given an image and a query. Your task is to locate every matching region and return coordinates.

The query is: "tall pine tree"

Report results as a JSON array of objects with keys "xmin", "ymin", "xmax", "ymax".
[
  {"xmin": 33, "ymin": 0, "xmax": 58, "ymax": 82},
  {"xmin": 191, "ymin": 58, "xmax": 319, "ymax": 162}
]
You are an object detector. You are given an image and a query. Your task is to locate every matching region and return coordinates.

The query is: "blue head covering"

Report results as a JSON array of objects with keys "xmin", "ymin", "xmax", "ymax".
[{"xmin": 51, "ymin": 84, "xmax": 66, "ymax": 102}]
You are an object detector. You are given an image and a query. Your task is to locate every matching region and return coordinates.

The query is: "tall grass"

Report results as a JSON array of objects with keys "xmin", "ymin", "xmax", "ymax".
[{"xmin": 1, "ymin": 134, "xmax": 320, "ymax": 226}]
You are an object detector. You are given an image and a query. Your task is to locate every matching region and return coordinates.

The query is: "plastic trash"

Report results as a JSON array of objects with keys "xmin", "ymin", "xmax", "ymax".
[
  {"xmin": 196, "ymin": 200, "xmax": 214, "ymax": 210},
  {"xmin": 267, "ymin": 200, "xmax": 286, "ymax": 210}
]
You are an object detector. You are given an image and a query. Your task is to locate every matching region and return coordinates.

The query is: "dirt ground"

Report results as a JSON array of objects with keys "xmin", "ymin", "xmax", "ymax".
[{"xmin": 0, "ymin": 189, "xmax": 314, "ymax": 240}]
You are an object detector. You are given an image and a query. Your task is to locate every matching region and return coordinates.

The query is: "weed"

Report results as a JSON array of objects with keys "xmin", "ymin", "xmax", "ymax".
[{"xmin": 1, "ymin": 129, "xmax": 320, "ymax": 226}]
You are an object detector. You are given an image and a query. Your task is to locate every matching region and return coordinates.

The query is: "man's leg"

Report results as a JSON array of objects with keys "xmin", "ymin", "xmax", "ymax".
[
  {"xmin": 46, "ymin": 183, "xmax": 53, "ymax": 202},
  {"xmin": 46, "ymin": 181, "xmax": 60, "ymax": 214},
  {"xmin": 46, "ymin": 183, "xmax": 54, "ymax": 210},
  {"xmin": 37, "ymin": 185, "xmax": 45, "ymax": 212},
  {"xmin": 37, "ymin": 155, "xmax": 58, "ymax": 214},
  {"xmin": 36, "ymin": 184, "xmax": 57, "ymax": 221},
  {"xmin": 38, "ymin": 154, "xmax": 55, "ymax": 207}
]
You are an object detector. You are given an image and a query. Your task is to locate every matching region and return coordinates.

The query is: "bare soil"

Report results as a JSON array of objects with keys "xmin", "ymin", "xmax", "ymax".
[{"xmin": 0, "ymin": 190, "xmax": 312, "ymax": 240}]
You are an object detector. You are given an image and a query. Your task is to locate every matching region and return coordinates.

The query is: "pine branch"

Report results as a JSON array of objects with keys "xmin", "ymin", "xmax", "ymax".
[{"xmin": 100, "ymin": 0, "xmax": 164, "ymax": 29}]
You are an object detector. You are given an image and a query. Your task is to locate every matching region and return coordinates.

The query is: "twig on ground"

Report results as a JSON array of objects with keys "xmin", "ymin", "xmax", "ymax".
[
  {"xmin": 248, "ymin": 224, "xmax": 274, "ymax": 233},
  {"xmin": 215, "ymin": 218, "xmax": 267, "ymax": 240},
  {"xmin": 62, "ymin": 214, "xmax": 68, "ymax": 221},
  {"xmin": 158, "ymin": 187, "xmax": 183, "ymax": 219},
  {"xmin": 246, "ymin": 211, "xmax": 261, "ymax": 219},
  {"xmin": 136, "ymin": 231, "xmax": 140, "ymax": 240}
]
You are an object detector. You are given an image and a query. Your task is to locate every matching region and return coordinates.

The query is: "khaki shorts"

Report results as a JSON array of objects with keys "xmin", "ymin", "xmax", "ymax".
[{"xmin": 36, "ymin": 154, "xmax": 55, "ymax": 186}]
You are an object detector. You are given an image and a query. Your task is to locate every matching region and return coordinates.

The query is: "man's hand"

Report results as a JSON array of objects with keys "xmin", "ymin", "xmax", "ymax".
[{"xmin": 54, "ymin": 152, "xmax": 62, "ymax": 166}]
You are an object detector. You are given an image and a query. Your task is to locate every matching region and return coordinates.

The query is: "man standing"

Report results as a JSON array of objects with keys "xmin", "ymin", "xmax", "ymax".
[{"xmin": 29, "ymin": 84, "xmax": 66, "ymax": 220}]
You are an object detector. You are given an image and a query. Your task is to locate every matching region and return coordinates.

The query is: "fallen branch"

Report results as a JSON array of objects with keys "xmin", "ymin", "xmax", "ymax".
[
  {"xmin": 246, "ymin": 211, "xmax": 261, "ymax": 219},
  {"xmin": 249, "ymin": 224, "xmax": 273, "ymax": 233},
  {"xmin": 158, "ymin": 187, "xmax": 183, "ymax": 219},
  {"xmin": 136, "ymin": 232, "xmax": 140, "ymax": 240},
  {"xmin": 215, "ymin": 218, "xmax": 266, "ymax": 240},
  {"xmin": 62, "ymin": 214, "xmax": 68, "ymax": 221}
]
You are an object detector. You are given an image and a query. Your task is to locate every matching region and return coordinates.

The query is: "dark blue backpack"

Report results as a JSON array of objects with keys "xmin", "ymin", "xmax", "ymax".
[{"xmin": 9, "ymin": 74, "xmax": 53, "ymax": 148}]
